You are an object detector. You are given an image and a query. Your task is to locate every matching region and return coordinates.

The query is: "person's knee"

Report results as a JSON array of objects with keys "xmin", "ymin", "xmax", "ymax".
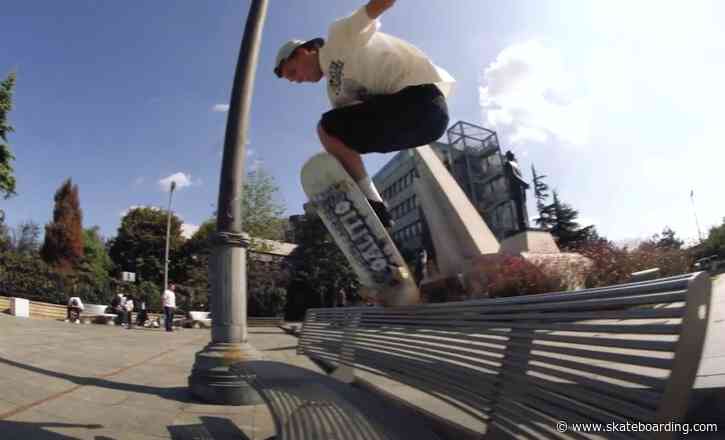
[{"xmin": 317, "ymin": 122, "xmax": 336, "ymax": 153}]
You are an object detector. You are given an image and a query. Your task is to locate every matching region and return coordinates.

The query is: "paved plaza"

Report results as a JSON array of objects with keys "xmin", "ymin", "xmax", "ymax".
[
  {"xmin": 0, "ymin": 275, "xmax": 722, "ymax": 439},
  {"xmin": 0, "ymin": 317, "xmax": 315, "ymax": 439}
]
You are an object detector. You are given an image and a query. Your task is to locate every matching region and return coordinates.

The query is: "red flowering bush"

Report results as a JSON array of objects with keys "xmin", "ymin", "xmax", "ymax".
[
  {"xmin": 574, "ymin": 241, "xmax": 694, "ymax": 288},
  {"xmin": 475, "ymin": 255, "xmax": 565, "ymax": 298}
]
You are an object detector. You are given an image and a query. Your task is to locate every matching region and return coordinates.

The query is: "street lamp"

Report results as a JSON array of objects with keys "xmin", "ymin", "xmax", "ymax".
[
  {"xmin": 164, "ymin": 180, "xmax": 176, "ymax": 291},
  {"xmin": 189, "ymin": 0, "xmax": 268, "ymax": 405}
]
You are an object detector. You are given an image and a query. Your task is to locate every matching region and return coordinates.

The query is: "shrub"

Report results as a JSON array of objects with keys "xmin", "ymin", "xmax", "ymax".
[
  {"xmin": 575, "ymin": 241, "xmax": 694, "ymax": 288},
  {"xmin": 476, "ymin": 255, "xmax": 565, "ymax": 298}
]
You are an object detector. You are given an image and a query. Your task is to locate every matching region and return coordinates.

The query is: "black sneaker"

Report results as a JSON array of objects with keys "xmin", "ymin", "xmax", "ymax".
[{"xmin": 368, "ymin": 199, "xmax": 394, "ymax": 229}]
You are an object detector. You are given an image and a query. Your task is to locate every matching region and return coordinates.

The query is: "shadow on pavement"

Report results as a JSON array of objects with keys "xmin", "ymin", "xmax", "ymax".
[
  {"xmin": 261, "ymin": 346, "xmax": 297, "ymax": 352},
  {"xmin": 0, "ymin": 421, "xmax": 103, "ymax": 440},
  {"xmin": 167, "ymin": 416, "xmax": 252, "ymax": 440},
  {"xmin": 0, "ymin": 355, "xmax": 195, "ymax": 404}
]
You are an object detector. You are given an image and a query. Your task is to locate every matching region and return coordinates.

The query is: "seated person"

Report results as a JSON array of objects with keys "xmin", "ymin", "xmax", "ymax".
[
  {"xmin": 66, "ymin": 296, "xmax": 84, "ymax": 323},
  {"xmin": 111, "ymin": 292, "xmax": 127, "ymax": 326}
]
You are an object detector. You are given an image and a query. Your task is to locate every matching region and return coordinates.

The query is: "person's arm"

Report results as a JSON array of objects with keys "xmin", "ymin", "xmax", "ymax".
[{"xmin": 365, "ymin": 0, "xmax": 395, "ymax": 19}]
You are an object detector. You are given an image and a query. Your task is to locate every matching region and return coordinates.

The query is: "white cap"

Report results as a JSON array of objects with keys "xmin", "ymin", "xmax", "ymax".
[{"xmin": 274, "ymin": 38, "xmax": 324, "ymax": 78}]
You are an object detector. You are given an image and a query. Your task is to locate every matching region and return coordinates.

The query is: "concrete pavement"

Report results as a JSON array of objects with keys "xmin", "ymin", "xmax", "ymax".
[{"xmin": 0, "ymin": 316, "xmax": 320, "ymax": 440}]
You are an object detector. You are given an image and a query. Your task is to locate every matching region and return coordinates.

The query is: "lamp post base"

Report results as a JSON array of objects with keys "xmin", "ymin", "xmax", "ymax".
[{"xmin": 188, "ymin": 342, "xmax": 263, "ymax": 405}]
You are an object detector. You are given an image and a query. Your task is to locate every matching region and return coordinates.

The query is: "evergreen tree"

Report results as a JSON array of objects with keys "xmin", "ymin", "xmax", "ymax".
[
  {"xmin": 12, "ymin": 220, "xmax": 41, "ymax": 255},
  {"xmin": 531, "ymin": 165, "xmax": 555, "ymax": 230},
  {"xmin": 0, "ymin": 72, "xmax": 17, "ymax": 199},
  {"xmin": 548, "ymin": 191, "xmax": 595, "ymax": 248},
  {"xmin": 41, "ymin": 179, "xmax": 84, "ymax": 271}
]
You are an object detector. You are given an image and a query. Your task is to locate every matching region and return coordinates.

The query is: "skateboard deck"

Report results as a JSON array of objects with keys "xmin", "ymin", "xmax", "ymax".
[{"xmin": 301, "ymin": 152, "xmax": 420, "ymax": 306}]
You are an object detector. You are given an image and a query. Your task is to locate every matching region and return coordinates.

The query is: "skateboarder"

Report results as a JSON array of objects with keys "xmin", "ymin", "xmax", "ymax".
[{"xmin": 275, "ymin": 0, "xmax": 455, "ymax": 228}]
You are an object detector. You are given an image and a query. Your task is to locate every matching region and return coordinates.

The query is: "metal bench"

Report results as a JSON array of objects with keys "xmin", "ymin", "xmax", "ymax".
[
  {"xmin": 79, "ymin": 313, "xmax": 117, "ymax": 325},
  {"xmin": 239, "ymin": 272, "xmax": 712, "ymax": 439}
]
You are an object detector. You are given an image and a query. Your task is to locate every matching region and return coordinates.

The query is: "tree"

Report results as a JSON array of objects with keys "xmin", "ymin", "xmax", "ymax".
[
  {"xmin": 0, "ymin": 72, "xmax": 17, "ymax": 199},
  {"xmin": 699, "ymin": 218, "xmax": 725, "ymax": 259},
  {"xmin": 108, "ymin": 207, "xmax": 184, "ymax": 287},
  {"xmin": 12, "ymin": 220, "xmax": 41, "ymax": 255},
  {"xmin": 547, "ymin": 191, "xmax": 595, "ymax": 249},
  {"xmin": 531, "ymin": 165, "xmax": 554, "ymax": 230},
  {"xmin": 242, "ymin": 169, "xmax": 286, "ymax": 245},
  {"xmin": 177, "ymin": 219, "xmax": 215, "ymax": 308},
  {"xmin": 0, "ymin": 210, "xmax": 11, "ymax": 252},
  {"xmin": 41, "ymin": 179, "xmax": 84, "ymax": 271},
  {"xmin": 285, "ymin": 214, "xmax": 359, "ymax": 320},
  {"xmin": 639, "ymin": 226, "xmax": 684, "ymax": 251}
]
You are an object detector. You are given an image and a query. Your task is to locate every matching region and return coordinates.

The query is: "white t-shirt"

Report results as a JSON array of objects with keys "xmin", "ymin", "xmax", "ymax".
[
  {"xmin": 319, "ymin": 7, "xmax": 455, "ymax": 109},
  {"xmin": 162, "ymin": 290, "xmax": 176, "ymax": 308},
  {"xmin": 67, "ymin": 296, "xmax": 84, "ymax": 310}
]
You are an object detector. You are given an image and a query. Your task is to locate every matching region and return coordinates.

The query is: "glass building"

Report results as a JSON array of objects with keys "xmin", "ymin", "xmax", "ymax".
[{"xmin": 373, "ymin": 121, "xmax": 524, "ymax": 255}]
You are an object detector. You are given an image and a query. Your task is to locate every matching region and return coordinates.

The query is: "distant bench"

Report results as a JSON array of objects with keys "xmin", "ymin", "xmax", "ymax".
[{"xmin": 234, "ymin": 272, "xmax": 712, "ymax": 439}]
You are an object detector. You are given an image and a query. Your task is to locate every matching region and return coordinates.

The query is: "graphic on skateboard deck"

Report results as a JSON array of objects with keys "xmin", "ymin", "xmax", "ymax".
[{"xmin": 301, "ymin": 152, "xmax": 420, "ymax": 306}]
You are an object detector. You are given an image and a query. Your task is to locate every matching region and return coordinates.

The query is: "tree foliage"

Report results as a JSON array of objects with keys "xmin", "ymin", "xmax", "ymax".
[
  {"xmin": 0, "ymin": 72, "xmax": 17, "ymax": 199},
  {"xmin": 697, "ymin": 218, "xmax": 725, "ymax": 259},
  {"xmin": 242, "ymin": 169, "xmax": 286, "ymax": 246},
  {"xmin": 531, "ymin": 165, "xmax": 554, "ymax": 230},
  {"xmin": 638, "ymin": 226, "xmax": 684, "ymax": 251},
  {"xmin": 11, "ymin": 220, "xmax": 41, "ymax": 255},
  {"xmin": 108, "ymin": 206, "xmax": 184, "ymax": 287},
  {"xmin": 546, "ymin": 191, "xmax": 597, "ymax": 249},
  {"xmin": 41, "ymin": 179, "xmax": 84, "ymax": 271},
  {"xmin": 285, "ymin": 214, "xmax": 359, "ymax": 320},
  {"xmin": 577, "ymin": 240, "xmax": 693, "ymax": 288}
]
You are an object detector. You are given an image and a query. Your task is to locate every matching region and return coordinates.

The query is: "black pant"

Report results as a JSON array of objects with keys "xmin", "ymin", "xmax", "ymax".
[
  {"xmin": 115, "ymin": 309, "xmax": 127, "ymax": 326},
  {"xmin": 67, "ymin": 307, "xmax": 82, "ymax": 321},
  {"xmin": 164, "ymin": 307, "xmax": 174, "ymax": 331}
]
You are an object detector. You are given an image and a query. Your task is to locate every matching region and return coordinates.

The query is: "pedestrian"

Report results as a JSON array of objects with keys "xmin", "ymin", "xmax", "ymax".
[
  {"xmin": 111, "ymin": 292, "xmax": 127, "ymax": 327},
  {"xmin": 414, "ymin": 248, "xmax": 428, "ymax": 286},
  {"xmin": 274, "ymin": 0, "xmax": 454, "ymax": 227},
  {"xmin": 136, "ymin": 293, "xmax": 149, "ymax": 327},
  {"xmin": 66, "ymin": 296, "xmax": 84, "ymax": 323},
  {"xmin": 162, "ymin": 284, "xmax": 177, "ymax": 332},
  {"xmin": 124, "ymin": 294, "xmax": 135, "ymax": 329}
]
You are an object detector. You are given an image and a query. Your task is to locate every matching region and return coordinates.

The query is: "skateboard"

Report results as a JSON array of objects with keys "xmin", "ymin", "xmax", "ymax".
[{"xmin": 301, "ymin": 152, "xmax": 420, "ymax": 306}]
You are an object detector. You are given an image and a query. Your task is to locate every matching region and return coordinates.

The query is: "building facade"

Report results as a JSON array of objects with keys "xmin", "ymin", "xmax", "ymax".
[{"xmin": 373, "ymin": 120, "xmax": 524, "ymax": 255}]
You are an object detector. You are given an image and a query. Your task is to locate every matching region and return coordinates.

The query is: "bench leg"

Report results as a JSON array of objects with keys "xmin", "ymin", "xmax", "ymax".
[{"xmin": 330, "ymin": 312, "xmax": 361, "ymax": 384}]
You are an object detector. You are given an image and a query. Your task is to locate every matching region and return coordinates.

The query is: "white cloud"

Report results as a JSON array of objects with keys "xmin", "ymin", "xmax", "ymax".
[
  {"xmin": 479, "ymin": 40, "xmax": 591, "ymax": 147},
  {"xmin": 181, "ymin": 223, "xmax": 199, "ymax": 239},
  {"xmin": 212, "ymin": 104, "xmax": 229, "ymax": 113},
  {"xmin": 119, "ymin": 205, "xmax": 160, "ymax": 217},
  {"xmin": 158, "ymin": 172, "xmax": 194, "ymax": 192}
]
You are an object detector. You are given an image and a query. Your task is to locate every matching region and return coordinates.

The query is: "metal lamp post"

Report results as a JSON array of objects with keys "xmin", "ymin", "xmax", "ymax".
[
  {"xmin": 164, "ymin": 180, "xmax": 176, "ymax": 291},
  {"xmin": 189, "ymin": 0, "xmax": 268, "ymax": 405}
]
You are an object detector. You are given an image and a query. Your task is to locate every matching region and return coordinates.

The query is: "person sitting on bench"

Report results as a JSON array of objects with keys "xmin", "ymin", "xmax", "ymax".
[{"xmin": 66, "ymin": 296, "xmax": 84, "ymax": 323}]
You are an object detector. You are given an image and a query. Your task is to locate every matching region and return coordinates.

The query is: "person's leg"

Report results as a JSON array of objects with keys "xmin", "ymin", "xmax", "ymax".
[
  {"xmin": 317, "ymin": 85, "xmax": 449, "ymax": 227},
  {"xmin": 164, "ymin": 307, "xmax": 173, "ymax": 331}
]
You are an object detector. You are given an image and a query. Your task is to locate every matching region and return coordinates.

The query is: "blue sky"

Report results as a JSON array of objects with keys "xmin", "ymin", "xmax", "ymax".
[{"xmin": 2, "ymin": 0, "xmax": 723, "ymax": 245}]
